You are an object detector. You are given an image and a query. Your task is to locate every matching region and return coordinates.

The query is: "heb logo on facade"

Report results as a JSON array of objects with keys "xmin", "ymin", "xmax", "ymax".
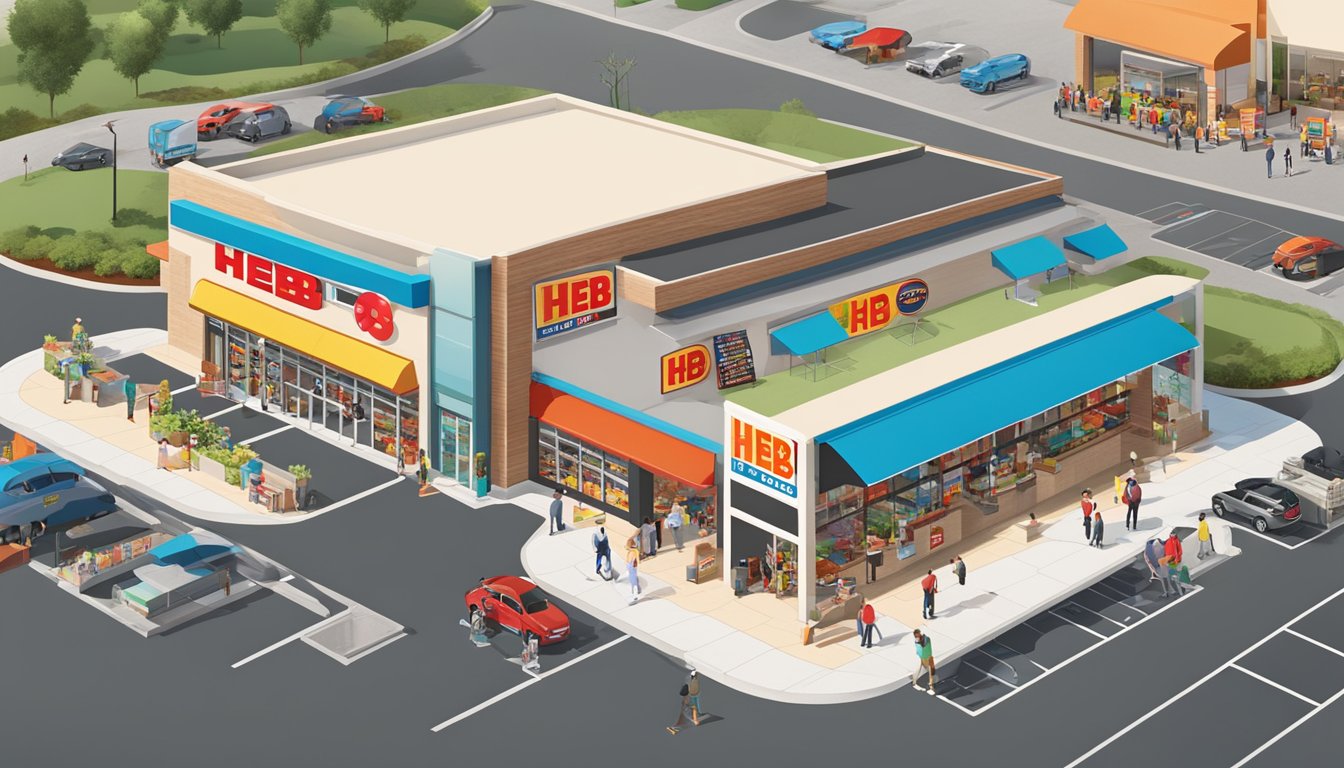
[
  {"xmin": 730, "ymin": 417, "xmax": 797, "ymax": 498},
  {"xmin": 534, "ymin": 269, "xmax": 617, "ymax": 340},
  {"xmin": 896, "ymin": 279, "xmax": 929, "ymax": 315},
  {"xmin": 214, "ymin": 242, "xmax": 322, "ymax": 311},
  {"xmin": 828, "ymin": 278, "xmax": 930, "ymax": 338},
  {"xmin": 661, "ymin": 344, "xmax": 710, "ymax": 394}
]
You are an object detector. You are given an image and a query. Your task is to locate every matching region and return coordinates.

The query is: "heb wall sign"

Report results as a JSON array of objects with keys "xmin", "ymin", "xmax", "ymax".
[
  {"xmin": 929, "ymin": 525, "xmax": 945, "ymax": 550},
  {"xmin": 534, "ymin": 269, "xmax": 616, "ymax": 340},
  {"xmin": 661, "ymin": 344, "xmax": 711, "ymax": 394},
  {"xmin": 827, "ymin": 278, "xmax": 930, "ymax": 337},
  {"xmin": 729, "ymin": 416, "xmax": 797, "ymax": 498}
]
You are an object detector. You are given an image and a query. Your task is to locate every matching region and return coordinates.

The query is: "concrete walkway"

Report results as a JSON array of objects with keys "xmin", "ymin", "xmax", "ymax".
[{"xmin": 518, "ymin": 391, "xmax": 1318, "ymax": 703}]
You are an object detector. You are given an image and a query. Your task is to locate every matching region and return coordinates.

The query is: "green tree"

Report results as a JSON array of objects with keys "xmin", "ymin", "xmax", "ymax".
[
  {"xmin": 6, "ymin": 0, "xmax": 96, "ymax": 117},
  {"xmin": 105, "ymin": 12, "xmax": 165, "ymax": 96},
  {"xmin": 357, "ymin": 0, "xmax": 417, "ymax": 43},
  {"xmin": 184, "ymin": 0, "xmax": 243, "ymax": 49},
  {"xmin": 276, "ymin": 0, "xmax": 333, "ymax": 65},
  {"xmin": 597, "ymin": 52, "xmax": 635, "ymax": 112},
  {"xmin": 136, "ymin": 0, "xmax": 179, "ymax": 35}
]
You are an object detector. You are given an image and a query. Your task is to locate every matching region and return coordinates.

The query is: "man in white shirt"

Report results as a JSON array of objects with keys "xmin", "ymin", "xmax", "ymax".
[{"xmin": 668, "ymin": 501, "xmax": 686, "ymax": 551}]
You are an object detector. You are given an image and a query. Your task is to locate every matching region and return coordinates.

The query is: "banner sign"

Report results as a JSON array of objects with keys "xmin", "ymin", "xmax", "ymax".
[
  {"xmin": 534, "ymin": 269, "xmax": 617, "ymax": 340},
  {"xmin": 713, "ymin": 330, "xmax": 756, "ymax": 389},
  {"xmin": 828, "ymin": 278, "xmax": 930, "ymax": 338},
  {"xmin": 929, "ymin": 525, "xmax": 945, "ymax": 550},
  {"xmin": 660, "ymin": 344, "xmax": 711, "ymax": 394},
  {"xmin": 729, "ymin": 416, "xmax": 797, "ymax": 498}
]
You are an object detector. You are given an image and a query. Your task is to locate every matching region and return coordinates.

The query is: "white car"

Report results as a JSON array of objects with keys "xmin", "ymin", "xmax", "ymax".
[{"xmin": 905, "ymin": 43, "xmax": 988, "ymax": 78}]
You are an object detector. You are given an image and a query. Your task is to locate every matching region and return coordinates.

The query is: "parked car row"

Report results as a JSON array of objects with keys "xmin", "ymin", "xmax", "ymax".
[
  {"xmin": 807, "ymin": 21, "xmax": 1030, "ymax": 94},
  {"xmin": 1209, "ymin": 445, "xmax": 1344, "ymax": 535}
]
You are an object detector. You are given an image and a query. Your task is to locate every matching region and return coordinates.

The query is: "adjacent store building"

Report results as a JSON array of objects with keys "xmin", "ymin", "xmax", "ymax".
[{"xmin": 1267, "ymin": 1, "xmax": 1344, "ymax": 111}]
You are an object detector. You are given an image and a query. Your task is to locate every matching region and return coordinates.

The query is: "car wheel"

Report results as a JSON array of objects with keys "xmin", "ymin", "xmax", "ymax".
[
  {"xmin": 325, "ymin": 120, "xmax": 334, "ymax": 135},
  {"xmin": 282, "ymin": 122, "xmax": 291, "ymax": 135},
  {"xmin": 249, "ymin": 133, "xmax": 259, "ymax": 143},
  {"xmin": 1254, "ymin": 517, "xmax": 1269, "ymax": 533},
  {"xmin": 932, "ymin": 67, "xmax": 943, "ymax": 78},
  {"xmin": 987, "ymin": 80, "xmax": 997, "ymax": 93},
  {"xmin": 1020, "ymin": 68, "xmax": 1029, "ymax": 80},
  {"xmin": 208, "ymin": 127, "xmax": 220, "ymax": 140},
  {"xmin": 1211, "ymin": 501, "xmax": 1225, "ymax": 518}
]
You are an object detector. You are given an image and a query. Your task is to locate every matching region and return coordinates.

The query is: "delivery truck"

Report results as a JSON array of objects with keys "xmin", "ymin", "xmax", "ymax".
[{"xmin": 147, "ymin": 119, "xmax": 197, "ymax": 167}]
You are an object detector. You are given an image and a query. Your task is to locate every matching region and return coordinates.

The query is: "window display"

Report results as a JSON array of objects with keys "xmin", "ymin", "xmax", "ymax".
[
  {"xmin": 817, "ymin": 513, "xmax": 864, "ymax": 571},
  {"xmin": 535, "ymin": 424, "xmax": 631, "ymax": 513},
  {"xmin": 654, "ymin": 475, "xmax": 715, "ymax": 534}
]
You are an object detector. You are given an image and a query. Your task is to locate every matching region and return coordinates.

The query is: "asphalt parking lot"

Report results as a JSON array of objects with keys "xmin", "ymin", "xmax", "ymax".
[
  {"xmin": 243, "ymin": 425, "xmax": 401, "ymax": 509},
  {"xmin": 1143, "ymin": 203, "xmax": 1294, "ymax": 272},
  {"xmin": 107, "ymin": 353, "xmax": 195, "ymax": 392},
  {"xmin": 1209, "ymin": 509, "xmax": 1328, "ymax": 549},
  {"xmin": 935, "ymin": 552, "xmax": 1200, "ymax": 715}
]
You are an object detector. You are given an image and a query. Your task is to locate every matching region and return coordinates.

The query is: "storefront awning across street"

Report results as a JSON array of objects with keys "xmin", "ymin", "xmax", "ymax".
[
  {"xmin": 991, "ymin": 236, "xmax": 1067, "ymax": 280},
  {"xmin": 770, "ymin": 311, "xmax": 849, "ymax": 357},
  {"xmin": 816, "ymin": 308, "xmax": 1198, "ymax": 487},
  {"xmin": 188, "ymin": 280, "xmax": 419, "ymax": 395},
  {"xmin": 1064, "ymin": 0, "xmax": 1252, "ymax": 71},
  {"xmin": 1064, "ymin": 224, "xmax": 1128, "ymax": 261}
]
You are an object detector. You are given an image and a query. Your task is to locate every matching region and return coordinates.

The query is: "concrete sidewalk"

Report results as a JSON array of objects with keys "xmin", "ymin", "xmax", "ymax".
[{"xmin": 519, "ymin": 391, "xmax": 1318, "ymax": 704}]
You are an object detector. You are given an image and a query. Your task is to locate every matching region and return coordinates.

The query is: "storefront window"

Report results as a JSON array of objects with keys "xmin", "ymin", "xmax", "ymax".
[
  {"xmin": 817, "ymin": 511, "xmax": 864, "ymax": 571},
  {"xmin": 537, "ymin": 424, "xmax": 558, "ymax": 482},
  {"xmin": 439, "ymin": 409, "xmax": 471, "ymax": 484},
  {"xmin": 535, "ymin": 425, "xmax": 633, "ymax": 514},
  {"xmin": 1120, "ymin": 51, "xmax": 1203, "ymax": 125},
  {"xmin": 816, "ymin": 485, "xmax": 863, "ymax": 527},
  {"xmin": 654, "ymin": 475, "xmax": 714, "ymax": 533},
  {"xmin": 1153, "ymin": 353, "xmax": 1194, "ymax": 421},
  {"xmin": 1021, "ymin": 380, "xmax": 1131, "ymax": 460},
  {"xmin": 1303, "ymin": 52, "xmax": 1344, "ymax": 108},
  {"xmin": 604, "ymin": 455, "xmax": 629, "ymax": 512},
  {"xmin": 1090, "ymin": 38, "xmax": 1122, "ymax": 95}
]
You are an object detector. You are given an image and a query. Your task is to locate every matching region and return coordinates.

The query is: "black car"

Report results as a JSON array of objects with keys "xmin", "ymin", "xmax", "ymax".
[
  {"xmin": 1301, "ymin": 446, "xmax": 1344, "ymax": 481},
  {"xmin": 51, "ymin": 143, "xmax": 112, "ymax": 171},
  {"xmin": 222, "ymin": 106, "xmax": 292, "ymax": 143},
  {"xmin": 1210, "ymin": 478, "xmax": 1302, "ymax": 533}
]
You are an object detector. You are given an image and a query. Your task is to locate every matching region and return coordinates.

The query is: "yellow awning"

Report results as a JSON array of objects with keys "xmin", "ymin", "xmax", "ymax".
[{"xmin": 189, "ymin": 280, "xmax": 418, "ymax": 395}]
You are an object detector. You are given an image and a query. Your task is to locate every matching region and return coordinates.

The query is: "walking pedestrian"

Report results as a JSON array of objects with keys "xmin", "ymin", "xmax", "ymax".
[
  {"xmin": 1242, "ymin": 130, "xmax": 1250, "ymax": 152},
  {"xmin": 158, "ymin": 437, "xmax": 171, "ymax": 471},
  {"xmin": 667, "ymin": 678, "xmax": 694, "ymax": 734},
  {"xmin": 686, "ymin": 670, "xmax": 702, "ymax": 726},
  {"xmin": 1290, "ymin": 103, "xmax": 1298, "ymax": 129},
  {"xmin": 1091, "ymin": 510, "xmax": 1104, "ymax": 548},
  {"xmin": 866, "ymin": 538, "xmax": 883, "ymax": 583},
  {"xmin": 1162, "ymin": 530, "xmax": 1183, "ymax": 576},
  {"xmin": 625, "ymin": 537, "xmax": 642, "ymax": 603},
  {"xmin": 952, "ymin": 555, "xmax": 967, "ymax": 586},
  {"xmin": 593, "ymin": 526, "xmax": 612, "ymax": 577},
  {"xmin": 912, "ymin": 630, "xmax": 936, "ymax": 695},
  {"xmin": 667, "ymin": 500, "xmax": 685, "ymax": 551},
  {"xmin": 921, "ymin": 569, "xmax": 938, "ymax": 619},
  {"xmin": 1123, "ymin": 476, "xmax": 1142, "ymax": 530},
  {"xmin": 1143, "ymin": 537, "xmax": 1167, "ymax": 595},
  {"xmin": 1054, "ymin": 96, "xmax": 1061, "ymax": 119},
  {"xmin": 417, "ymin": 449, "xmax": 430, "ymax": 491},
  {"xmin": 548, "ymin": 489, "xmax": 564, "ymax": 535},
  {"xmin": 640, "ymin": 517, "xmax": 657, "ymax": 557},
  {"xmin": 1197, "ymin": 512, "xmax": 1215, "ymax": 559},
  {"xmin": 1150, "ymin": 107, "xmax": 1160, "ymax": 134},
  {"xmin": 1081, "ymin": 489, "xmax": 1096, "ymax": 542},
  {"xmin": 1300, "ymin": 125, "xmax": 1308, "ymax": 157},
  {"xmin": 1285, "ymin": 146, "xmax": 1294, "ymax": 176},
  {"xmin": 123, "ymin": 377, "xmax": 137, "ymax": 422},
  {"xmin": 1266, "ymin": 144, "xmax": 1275, "ymax": 178},
  {"xmin": 860, "ymin": 600, "xmax": 877, "ymax": 648},
  {"xmin": 1194, "ymin": 124, "xmax": 1203, "ymax": 153}
]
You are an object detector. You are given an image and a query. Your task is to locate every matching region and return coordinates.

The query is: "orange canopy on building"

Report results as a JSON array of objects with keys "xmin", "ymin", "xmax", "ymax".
[{"xmin": 1065, "ymin": 0, "xmax": 1254, "ymax": 71}]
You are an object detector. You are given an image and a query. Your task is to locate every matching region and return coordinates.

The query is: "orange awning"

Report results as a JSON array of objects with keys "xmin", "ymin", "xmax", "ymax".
[
  {"xmin": 1065, "ymin": 0, "xmax": 1251, "ymax": 71},
  {"xmin": 146, "ymin": 241, "xmax": 169, "ymax": 262},
  {"xmin": 530, "ymin": 382, "xmax": 715, "ymax": 489}
]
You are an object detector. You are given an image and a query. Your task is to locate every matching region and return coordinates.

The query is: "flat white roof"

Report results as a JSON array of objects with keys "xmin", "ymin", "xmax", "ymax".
[
  {"xmin": 225, "ymin": 95, "xmax": 820, "ymax": 258},
  {"xmin": 772, "ymin": 275, "xmax": 1201, "ymax": 437}
]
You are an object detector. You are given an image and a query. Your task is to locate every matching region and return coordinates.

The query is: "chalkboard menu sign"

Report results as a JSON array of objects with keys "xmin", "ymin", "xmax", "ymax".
[{"xmin": 713, "ymin": 330, "xmax": 756, "ymax": 389}]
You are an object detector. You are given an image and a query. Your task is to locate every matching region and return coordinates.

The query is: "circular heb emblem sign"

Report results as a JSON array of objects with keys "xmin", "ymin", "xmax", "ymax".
[
  {"xmin": 353, "ymin": 291, "xmax": 394, "ymax": 342},
  {"xmin": 895, "ymin": 279, "xmax": 929, "ymax": 316}
]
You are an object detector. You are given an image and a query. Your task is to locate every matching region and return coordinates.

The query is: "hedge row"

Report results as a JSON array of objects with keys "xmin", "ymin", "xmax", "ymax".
[
  {"xmin": 1204, "ymin": 286, "xmax": 1344, "ymax": 389},
  {"xmin": 0, "ymin": 104, "xmax": 103, "ymax": 143},
  {"xmin": 0, "ymin": 226, "xmax": 159, "ymax": 280}
]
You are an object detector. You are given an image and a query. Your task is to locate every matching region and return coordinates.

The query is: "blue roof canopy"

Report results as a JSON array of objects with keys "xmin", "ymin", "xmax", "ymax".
[
  {"xmin": 818, "ymin": 308, "xmax": 1197, "ymax": 486},
  {"xmin": 991, "ymin": 236, "xmax": 1067, "ymax": 280},
  {"xmin": 771, "ymin": 312, "xmax": 849, "ymax": 357},
  {"xmin": 1064, "ymin": 224, "xmax": 1128, "ymax": 260}
]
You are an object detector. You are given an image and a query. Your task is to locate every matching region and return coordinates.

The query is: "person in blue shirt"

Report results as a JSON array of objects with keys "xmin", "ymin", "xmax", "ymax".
[{"xmin": 1266, "ymin": 144, "xmax": 1276, "ymax": 178}]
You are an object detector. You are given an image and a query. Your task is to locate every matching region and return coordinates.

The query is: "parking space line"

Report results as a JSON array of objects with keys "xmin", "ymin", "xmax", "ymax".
[
  {"xmin": 1224, "ymin": 232, "xmax": 1290, "ymax": 262},
  {"xmin": 1229, "ymin": 524, "xmax": 1295, "ymax": 550},
  {"xmin": 1138, "ymin": 202, "xmax": 1190, "ymax": 219},
  {"xmin": 1063, "ymin": 585, "xmax": 1344, "ymax": 767},
  {"xmin": 430, "ymin": 635, "xmax": 630, "ymax": 733},
  {"xmin": 1087, "ymin": 582, "xmax": 1140, "ymax": 610},
  {"xmin": 241, "ymin": 424, "xmax": 295, "ymax": 445},
  {"xmin": 170, "ymin": 383, "xmax": 197, "ymax": 395},
  {"xmin": 1230, "ymin": 662, "xmax": 1321, "ymax": 707},
  {"xmin": 934, "ymin": 690, "xmax": 981, "ymax": 717},
  {"xmin": 1230, "ymin": 686, "xmax": 1344, "ymax": 767},
  {"xmin": 316, "ymin": 475, "xmax": 405, "ymax": 514},
  {"xmin": 1182, "ymin": 218, "xmax": 1259, "ymax": 250},
  {"xmin": 962, "ymin": 659, "xmax": 1019, "ymax": 689},
  {"xmin": 1049, "ymin": 609, "xmax": 1110, "ymax": 639},
  {"xmin": 966, "ymin": 586, "xmax": 1202, "ymax": 719},
  {"xmin": 204, "ymin": 403, "xmax": 245, "ymax": 421},
  {"xmin": 233, "ymin": 608, "xmax": 352, "ymax": 669},
  {"xmin": 1287, "ymin": 525, "xmax": 1336, "ymax": 550},
  {"xmin": 1284, "ymin": 628, "xmax": 1344, "ymax": 659}
]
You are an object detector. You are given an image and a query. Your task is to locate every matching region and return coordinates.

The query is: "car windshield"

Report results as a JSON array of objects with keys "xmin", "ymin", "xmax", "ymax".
[
  {"xmin": 1259, "ymin": 485, "xmax": 1299, "ymax": 505},
  {"xmin": 519, "ymin": 588, "xmax": 550, "ymax": 614},
  {"xmin": 66, "ymin": 143, "xmax": 95, "ymax": 153}
]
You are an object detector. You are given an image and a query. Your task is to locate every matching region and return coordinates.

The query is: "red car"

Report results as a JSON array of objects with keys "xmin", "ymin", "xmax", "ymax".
[
  {"xmin": 1272, "ymin": 236, "xmax": 1344, "ymax": 280},
  {"xmin": 465, "ymin": 575, "xmax": 571, "ymax": 645},
  {"xmin": 197, "ymin": 101, "xmax": 271, "ymax": 139}
]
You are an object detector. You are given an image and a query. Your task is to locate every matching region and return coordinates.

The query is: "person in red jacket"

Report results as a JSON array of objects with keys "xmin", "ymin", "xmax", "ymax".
[
  {"xmin": 860, "ymin": 601, "xmax": 878, "ymax": 648},
  {"xmin": 1081, "ymin": 489, "xmax": 1096, "ymax": 541},
  {"xmin": 1163, "ymin": 531, "xmax": 1183, "ymax": 566}
]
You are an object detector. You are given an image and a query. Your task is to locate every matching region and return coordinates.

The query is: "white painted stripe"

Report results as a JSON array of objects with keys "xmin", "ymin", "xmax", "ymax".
[
  {"xmin": 1067, "ymin": 598, "xmax": 1130, "ymax": 629},
  {"xmin": 431, "ymin": 635, "xmax": 631, "ymax": 732},
  {"xmin": 233, "ymin": 609, "xmax": 352, "ymax": 669},
  {"xmin": 203, "ymin": 403, "xmax": 245, "ymax": 420},
  {"xmin": 170, "ymin": 383, "xmax": 197, "ymax": 395},
  {"xmin": 962, "ymin": 660, "xmax": 1019, "ymax": 689},
  {"xmin": 1048, "ymin": 609, "xmax": 1109, "ymax": 640},
  {"xmin": 1062, "ymin": 585, "xmax": 1344, "ymax": 767},
  {"xmin": 314, "ymin": 475, "xmax": 404, "ymax": 514},
  {"xmin": 1229, "ymin": 663, "xmax": 1320, "ymax": 707},
  {"xmin": 1283, "ymin": 628, "xmax": 1344, "ymax": 660},
  {"xmin": 240, "ymin": 424, "xmax": 294, "ymax": 445},
  {"xmin": 279, "ymin": 574, "xmax": 295, "ymax": 583},
  {"xmin": 934, "ymin": 691, "xmax": 980, "ymax": 716},
  {"xmin": 1229, "ymin": 524, "xmax": 1295, "ymax": 550},
  {"xmin": 1229, "ymin": 686, "xmax": 1344, "ymax": 768}
]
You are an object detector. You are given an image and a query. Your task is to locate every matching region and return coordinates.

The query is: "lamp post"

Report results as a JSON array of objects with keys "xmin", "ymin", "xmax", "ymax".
[{"xmin": 103, "ymin": 120, "xmax": 118, "ymax": 221}]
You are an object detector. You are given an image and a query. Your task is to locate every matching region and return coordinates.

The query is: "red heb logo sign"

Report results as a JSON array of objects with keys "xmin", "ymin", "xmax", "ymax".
[
  {"xmin": 214, "ymin": 243, "xmax": 322, "ymax": 310},
  {"xmin": 929, "ymin": 526, "xmax": 945, "ymax": 550},
  {"xmin": 534, "ymin": 269, "xmax": 617, "ymax": 339},
  {"xmin": 729, "ymin": 417, "xmax": 797, "ymax": 498},
  {"xmin": 660, "ymin": 345, "xmax": 710, "ymax": 394}
]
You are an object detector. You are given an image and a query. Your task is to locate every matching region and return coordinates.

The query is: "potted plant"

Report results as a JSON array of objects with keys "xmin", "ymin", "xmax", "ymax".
[
  {"xmin": 197, "ymin": 446, "xmax": 228, "ymax": 482},
  {"xmin": 288, "ymin": 464, "xmax": 312, "ymax": 500},
  {"xmin": 155, "ymin": 379, "xmax": 173, "ymax": 414},
  {"xmin": 42, "ymin": 334, "xmax": 60, "ymax": 352},
  {"xmin": 150, "ymin": 410, "xmax": 186, "ymax": 444},
  {"xmin": 474, "ymin": 452, "xmax": 488, "ymax": 497}
]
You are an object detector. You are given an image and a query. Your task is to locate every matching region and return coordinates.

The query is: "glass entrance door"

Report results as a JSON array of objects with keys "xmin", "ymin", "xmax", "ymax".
[{"xmin": 439, "ymin": 409, "xmax": 472, "ymax": 484}]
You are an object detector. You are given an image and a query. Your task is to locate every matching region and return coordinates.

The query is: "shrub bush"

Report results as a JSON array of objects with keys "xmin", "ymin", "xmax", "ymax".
[
  {"xmin": 779, "ymin": 98, "xmax": 815, "ymax": 117},
  {"xmin": 94, "ymin": 248, "xmax": 127, "ymax": 277},
  {"xmin": 138, "ymin": 86, "xmax": 230, "ymax": 103},
  {"xmin": 0, "ymin": 226, "xmax": 41, "ymax": 255},
  {"xmin": 48, "ymin": 231, "xmax": 109, "ymax": 271},
  {"xmin": 0, "ymin": 108, "xmax": 56, "ymax": 142},
  {"xmin": 120, "ymin": 250, "xmax": 161, "ymax": 280},
  {"xmin": 16, "ymin": 234, "xmax": 56, "ymax": 261},
  {"xmin": 112, "ymin": 208, "xmax": 167, "ymax": 229}
]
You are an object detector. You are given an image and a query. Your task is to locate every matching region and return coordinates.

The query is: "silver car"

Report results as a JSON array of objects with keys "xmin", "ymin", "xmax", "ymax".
[
  {"xmin": 1210, "ymin": 478, "xmax": 1302, "ymax": 533},
  {"xmin": 905, "ymin": 43, "xmax": 988, "ymax": 78}
]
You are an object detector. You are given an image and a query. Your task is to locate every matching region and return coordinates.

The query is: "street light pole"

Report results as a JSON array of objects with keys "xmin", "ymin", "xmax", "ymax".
[{"xmin": 103, "ymin": 120, "xmax": 118, "ymax": 221}]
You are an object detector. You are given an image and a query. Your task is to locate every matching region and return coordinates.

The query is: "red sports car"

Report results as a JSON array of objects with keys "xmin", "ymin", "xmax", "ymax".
[
  {"xmin": 465, "ymin": 575, "xmax": 571, "ymax": 645},
  {"xmin": 1272, "ymin": 236, "xmax": 1344, "ymax": 280},
  {"xmin": 197, "ymin": 101, "xmax": 271, "ymax": 139}
]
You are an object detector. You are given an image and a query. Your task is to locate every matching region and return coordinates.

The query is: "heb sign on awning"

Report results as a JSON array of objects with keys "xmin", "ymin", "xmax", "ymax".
[
  {"xmin": 534, "ymin": 269, "xmax": 617, "ymax": 340},
  {"xmin": 828, "ymin": 278, "xmax": 929, "ymax": 337}
]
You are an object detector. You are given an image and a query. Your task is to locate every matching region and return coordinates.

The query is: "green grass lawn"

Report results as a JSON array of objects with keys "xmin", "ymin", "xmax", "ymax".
[
  {"xmin": 1202, "ymin": 287, "xmax": 1344, "ymax": 388},
  {"xmin": 0, "ymin": 166, "xmax": 167, "ymax": 245},
  {"xmin": 0, "ymin": 4, "xmax": 464, "ymax": 117},
  {"xmin": 653, "ymin": 109, "xmax": 916, "ymax": 163}
]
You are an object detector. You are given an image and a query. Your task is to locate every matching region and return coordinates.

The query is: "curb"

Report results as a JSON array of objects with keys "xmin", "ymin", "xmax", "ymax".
[
  {"xmin": 1206, "ymin": 362, "xmax": 1344, "ymax": 399},
  {"xmin": 0, "ymin": 253, "xmax": 165, "ymax": 295}
]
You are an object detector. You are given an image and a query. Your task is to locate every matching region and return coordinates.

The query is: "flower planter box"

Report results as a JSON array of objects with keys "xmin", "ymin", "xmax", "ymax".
[
  {"xmin": 197, "ymin": 453, "xmax": 227, "ymax": 483},
  {"xmin": 167, "ymin": 430, "xmax": 190, "ymax": 448}
]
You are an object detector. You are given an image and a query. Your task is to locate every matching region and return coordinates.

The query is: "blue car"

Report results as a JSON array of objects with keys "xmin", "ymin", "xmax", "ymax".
[
  {"xmin": 0, "ymin": 454, "xmax": 116, "ymax": 544},
  {"xmin": 960, "ymin": 53, "xmax": 1031, "ymax": 93},
  {"xmin": 319, "ymin": 95, "xmax": 387, "ymax": 134},
  {"xmin": 147, "ymin": 119, "xmax": 197, "ymax": 167},
  {"xmin": 810, "ymin": 21, "xmax": 866, "ymax": 52}
]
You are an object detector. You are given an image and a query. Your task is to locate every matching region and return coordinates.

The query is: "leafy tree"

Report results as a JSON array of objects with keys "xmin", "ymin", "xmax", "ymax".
[
  {"xmin": 276, "ymin": 0, "xmax": 333, "ymax": 65},
  {"xmin": 7, "ymin": 0, "xmax": 96, "ymax": 117},
  {"xmin": 106, "ymin": 12, "xmax": 165, "ymax": 95},
  {"xmin": 357, "ymin": 0, "xmax": 417, "ymax": 43},
  {"xmin": 184, "ymin": 0, "xmax": 243, "ymax": 49},
  {"xmin": 598, "ymin": 52, "xmax": 635, "ymax": 111},
  {"xmin": 136, "ymin": 0, "xmax": 179, "ymax": 35}
]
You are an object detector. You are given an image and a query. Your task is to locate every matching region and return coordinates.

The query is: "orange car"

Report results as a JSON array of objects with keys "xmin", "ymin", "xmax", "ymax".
[
  {"xmin": 197, "ymin": 101, "xmax": 271, "ymax": 139},
  {"xmin": 1273, "ymin": 236, "xmax": 1344, "ymax": 280}
]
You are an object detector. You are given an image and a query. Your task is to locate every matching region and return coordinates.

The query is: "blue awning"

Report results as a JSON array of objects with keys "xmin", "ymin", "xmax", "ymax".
[
  {"xmin": 992, "ymin": 236, "xmax": 1067, "ymax": 280},
  {"xmin": 1064, "ymin": 224, "xmax": 1128, "ymax": 260},
  {"xmin": 817, "ymin": 308, "xmax": 1197, "ymax": 486},
  {"xmin": 770, "ymin": 312, "xmax": 849, "ymax": 357}
]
